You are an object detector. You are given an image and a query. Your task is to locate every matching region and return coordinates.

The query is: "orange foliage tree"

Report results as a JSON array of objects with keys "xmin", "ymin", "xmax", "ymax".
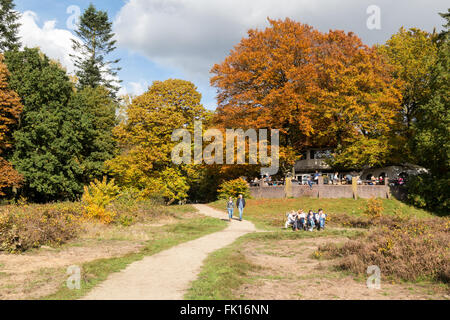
[
  {"xmin": 211, "ymin": 18, "xmax": 402, "ymax": 170},
  {"xmin": 0, "ymin": 54, "xmax": 23, "ymax": 195}
]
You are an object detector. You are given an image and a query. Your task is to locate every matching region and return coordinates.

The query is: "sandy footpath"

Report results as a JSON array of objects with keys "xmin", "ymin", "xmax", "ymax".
[{"xmin": 82, "ymin": 204, "xmax": 255, "ymax": 300}]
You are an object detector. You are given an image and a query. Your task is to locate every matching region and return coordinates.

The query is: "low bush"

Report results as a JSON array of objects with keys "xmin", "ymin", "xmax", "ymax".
[
  {"xmin": 364, "ymin": 198, "xmax": 384, "ymax": 218},
  {"xmin": 81, "ymin": 177, "xmax": 121, "ymax": 224},
  {"xmin": 81, "ymin": 178, "xmax": 175, "ymax": 226},
  {"xmin": 217, "ymin": 178, "xmax": 250, "ymax": 199},
  {"xmin": 0, "ymin": 202, "xmax": 82, "ymax": 253},
  {"xmin": 319, "ymin": 216, "xmax": 450, "ymax": 284}
]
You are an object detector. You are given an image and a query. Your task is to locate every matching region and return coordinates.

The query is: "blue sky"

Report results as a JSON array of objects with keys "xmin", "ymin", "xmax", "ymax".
[{"xmin": 14, "ymin": 0, "xmax": 449, "ymax": 109}]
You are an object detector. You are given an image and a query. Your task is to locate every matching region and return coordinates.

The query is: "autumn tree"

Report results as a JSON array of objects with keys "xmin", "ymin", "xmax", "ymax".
[
  {"xmin": 0, "ymin": 54, "xmax": 22, "ymax": 195},
  {"xmin": 71, "ymin": 3, "xmax": 121, "ymax": 97},
  {"xmin": 106, "ymin": 79, "xmax": 206, "ymax": 204},
  {"xmin": 211, "ymin": 18, "xmax": 401, "ymax": 170},
  {"xmin": 0, "ymin": 0, "xmax": 21, "ymax": 52}
]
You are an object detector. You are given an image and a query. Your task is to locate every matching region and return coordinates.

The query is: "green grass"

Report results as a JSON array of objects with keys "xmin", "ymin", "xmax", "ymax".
[
  {"xmin": 42, "ymin": 216, "xmax": 226, "ymax": 300},
  {"xmin": 209, "ymin": 198, "xmax": 433, "ymax": 230},
  {"xmin": 165, "ymin": 204, "xmax": 199, "ymax": 215},
  {"xmin": 185, "ymin": 229, "xmax": 363, "ymax": 300}
]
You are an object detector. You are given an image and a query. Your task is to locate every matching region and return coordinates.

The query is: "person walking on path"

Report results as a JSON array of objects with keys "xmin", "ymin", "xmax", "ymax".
[
  {"xmin": 236, "ymin": 194, "xmax": 246, "ymax": 221},
  {"xmin": 226, "ymin": 197, "xmax": 234, "ymax": 221}
]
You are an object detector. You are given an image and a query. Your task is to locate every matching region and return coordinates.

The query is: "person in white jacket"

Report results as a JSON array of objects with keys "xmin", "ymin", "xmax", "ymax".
[{"xmin": 285, "ymin": 211, "xmax": 297, "ymax": 229}]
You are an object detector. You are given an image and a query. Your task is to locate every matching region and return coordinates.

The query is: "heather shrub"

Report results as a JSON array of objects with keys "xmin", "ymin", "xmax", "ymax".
[
  {"xmin": 109, "ymin": 196, "xmax": 174, "ymax": 226},
  {"xmin": 0, "ymin": 203, "xmax": 82, "ymax": 253},
  {"xmin": 319, "ymin": 216, "xmax": 450, "ymax": 284}
]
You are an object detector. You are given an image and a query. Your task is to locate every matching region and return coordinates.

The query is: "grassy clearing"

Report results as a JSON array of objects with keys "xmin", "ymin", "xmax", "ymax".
[
  {"xmin": 42, "ymin": 215, "xmax": 227, "ymax": 300},
  {"xmin": 189, "ymin": 199, "xmax": 447, "ymax": 299},
  {"xmin": 209, "ymin": 198, "xmax": 433, "ymax": 230},
  {"xmin": 186, "ymin": 225, "xmax": 448, "ymax": 300},
  {"xmin": 185, "ymin": 229, "xmax": 361, "ymax": 300}
]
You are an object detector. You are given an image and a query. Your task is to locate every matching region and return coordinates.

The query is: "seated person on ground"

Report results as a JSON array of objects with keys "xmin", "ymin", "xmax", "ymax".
[
  {"xmin": 317, "ymin": 209, "xmax": 327, "ymax": 231},
  {"xmin": 313, "ymin": 211, "xmax": 320, "ymax": 229},
  {"xmin": 295, "ymin": 209, "xmax": 307, "ymax": 231},
  {"xmin": 307, "ymin": 210, "xmax": 315, "ymax": 232},
  {"xmin": 285, "ymin": 211, "xmax": 297, "ymax": 229}
]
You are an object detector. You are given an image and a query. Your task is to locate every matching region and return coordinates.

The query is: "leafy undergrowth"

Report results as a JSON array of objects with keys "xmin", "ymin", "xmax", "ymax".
[
  {"xmin": 0, "ymin": 203, "xmax": 82, "ymax": 253},
  {"xmin": 0, "ymin": 201, "xmax": 197, "ymax": 253}
]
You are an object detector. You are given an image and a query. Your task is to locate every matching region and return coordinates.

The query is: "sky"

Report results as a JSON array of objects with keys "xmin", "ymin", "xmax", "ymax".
[{"xmin": 14, "ymin": 0, "xmax": 449, "ymax": 109}]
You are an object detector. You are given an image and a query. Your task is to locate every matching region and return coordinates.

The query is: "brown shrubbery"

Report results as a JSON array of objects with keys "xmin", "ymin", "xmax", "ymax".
[
  {"xmin": 0, "ymin": 192, "xmax": 180, "ymax": 253},
  {"xmin": 319, "ymin": 216, "xmax": 450, "ymax": 284},
  {"xmin": 0, "ymin": 202, "xmax": 82, "ymax": 253}
]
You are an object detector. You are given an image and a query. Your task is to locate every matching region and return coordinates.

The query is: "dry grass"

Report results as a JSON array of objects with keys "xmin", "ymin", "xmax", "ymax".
[
  {"xmin": 0, "ymin": 201, "xmax": 196, "ymax": 253},
  {"xmin": 0, "ymin": 202, "xmax": 82, "ymax": 253},
  {"xmin": 0, "ymin": 204, "xmax": 207, "ymax": 300},
  {"xmin": 319, "ymin": 216, "xmax": 450, "ymax": 285},
  {"xmin": 187, "ymin": 231, "xmax": 448, "ymax": 300}
]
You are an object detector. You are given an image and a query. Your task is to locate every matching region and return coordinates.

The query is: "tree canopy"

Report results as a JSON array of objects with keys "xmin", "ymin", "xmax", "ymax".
[
  {"xmin": 0, "ymin": 0, "xmax": 21, "ymax": 52},
  {"xmin": 4, "ymin": 48, "xmax": 117, "ymax": 201},
  {"xmin": 211, "ymin": 18, "xmax": 402, "ymax": 170},
  {"xmin": 106, "ymin": 79, "xmax": 206, "ymax": 203},
  {"xmin": 71, "ymin": 3, "xmax": 121, "ymax": 97},
  {"xmin": 0, "ymin": 54, "xmax": 22, "ymax": 194}
]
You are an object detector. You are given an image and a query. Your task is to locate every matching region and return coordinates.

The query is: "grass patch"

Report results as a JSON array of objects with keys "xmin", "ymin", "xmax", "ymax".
[
  {"xmin": 42, "ymin": 216, "xmax": 226, "ymax": 300},
  {"xmin": 185, "ymin": 228, "xmax": 361, "ymax": 300},
  {"xmin": 209, "ymin": 198, "xmax": 433, "ymax": 230},
  {"xmin": 184, "ymin": 235, "xmax": 257, "ymax": 300},
  {"xmin": 165, "ymin": 204, "xmax": 198, "ymax": 215}
]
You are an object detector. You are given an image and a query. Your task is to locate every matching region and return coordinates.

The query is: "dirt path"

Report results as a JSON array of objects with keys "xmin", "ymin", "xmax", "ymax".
[{"xmin": 82, "ymin": 205, "xmax": 256, "ymax": 300}]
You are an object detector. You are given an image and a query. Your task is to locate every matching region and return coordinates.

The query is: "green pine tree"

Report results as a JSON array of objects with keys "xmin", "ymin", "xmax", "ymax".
[
  {"xmin": 70, "ymin": 3, "xmax": 121, "ymax": 97},
  {"xmin": 4, "ymin": 48, "xmax": 91, "ymax": 201},
  {"xmin": 69, "ymin": 86, "xmax": 118, "ymax": 183},
  {"xmin": 0, "ymin": 0, "xmax": 21, "ymax": 52},
  {"xmin": 437, "ymin": 8, "xmax": 450, "ymax": 43}
]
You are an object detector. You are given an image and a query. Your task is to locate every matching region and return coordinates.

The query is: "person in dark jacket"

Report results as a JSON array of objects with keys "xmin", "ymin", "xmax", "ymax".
[{"xmin": 236, "ymin": 194, "xmax": 246, "ymax": 221}]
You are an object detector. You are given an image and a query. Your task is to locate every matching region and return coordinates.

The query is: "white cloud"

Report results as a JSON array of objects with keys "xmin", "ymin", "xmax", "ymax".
[
  {"xmin": 114, "ymin": 0, "xmax": 449, "ymax": 84},
  {"xmin": 114, "ymin": 0, "xmax": 319, "ymax": 79},
  {"xmin": 18, "ymin": 11, "xmax": 125, "ymax": 96},
  {"xmin": 19, "ymin": 11, "xmax": 78, "ymax": 73},
  {"xmin": 128, "ymin": 81, "xmax": 149, "ymax": 96}
]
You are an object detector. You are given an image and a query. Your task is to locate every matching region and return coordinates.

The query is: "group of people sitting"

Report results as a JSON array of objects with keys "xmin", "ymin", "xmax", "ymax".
[{"xmin": 285, "ymin": 209, "xmax": 327, "ymax": 232}]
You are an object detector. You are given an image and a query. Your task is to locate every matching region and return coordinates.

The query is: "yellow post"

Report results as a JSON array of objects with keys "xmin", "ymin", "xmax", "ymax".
[
  {"xmin": 352, "ymin": 177, "xmax": 358, "ymax": 199},
  {"xmin": 285, "ymin": 177, "xmax": 292, "ymax": 198}
]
